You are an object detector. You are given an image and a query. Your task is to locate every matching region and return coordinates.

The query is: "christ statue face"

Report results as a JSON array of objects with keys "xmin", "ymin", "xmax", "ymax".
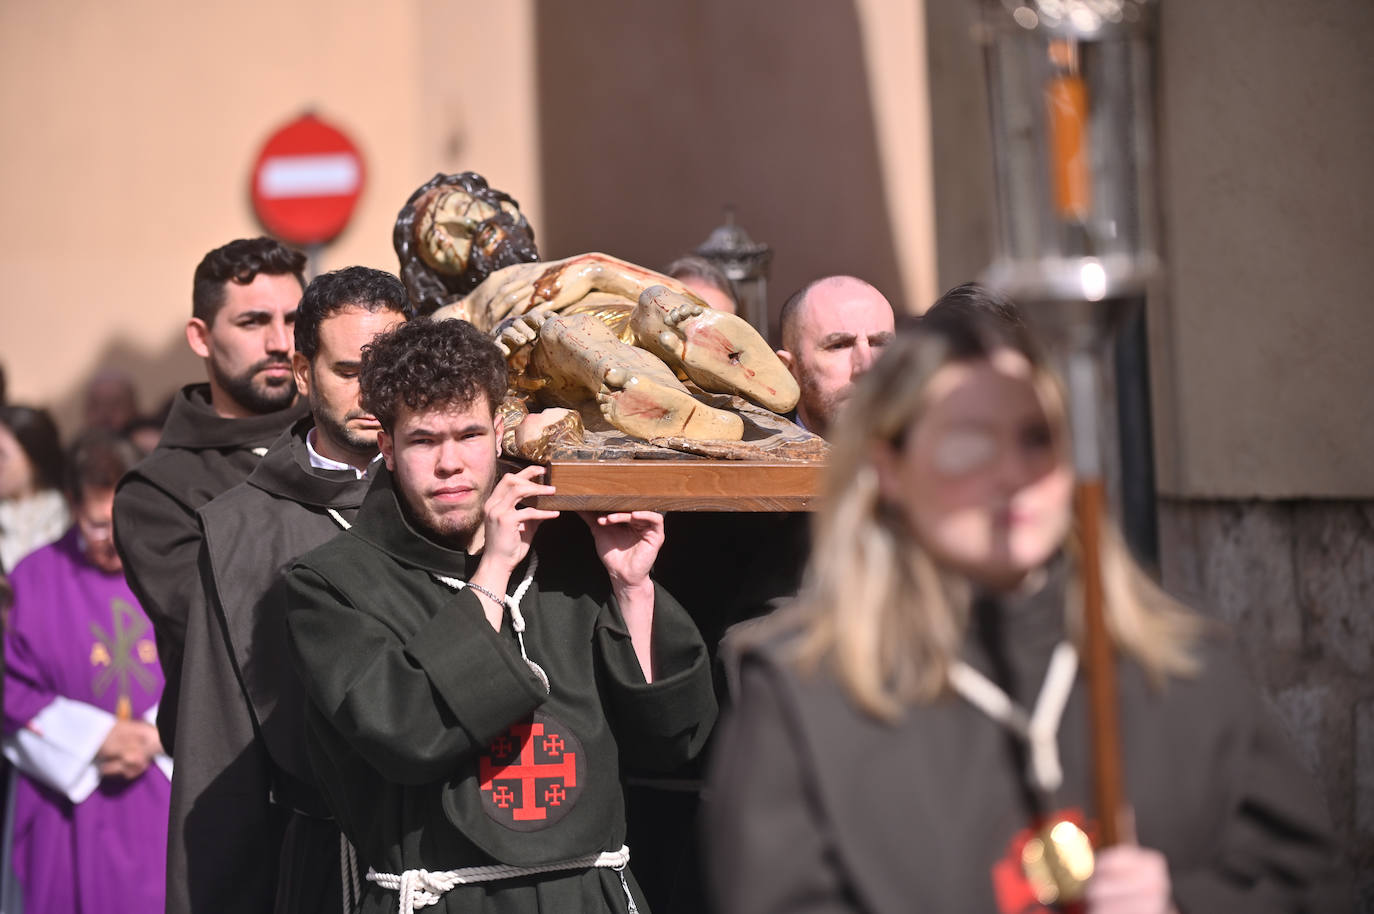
[{"xmin": 413, "ymin": 178, "xmax": 539, "ymax": 290}]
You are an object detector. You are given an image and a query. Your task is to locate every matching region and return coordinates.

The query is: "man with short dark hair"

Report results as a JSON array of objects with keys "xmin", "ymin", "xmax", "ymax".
[
  {"xmin": 285, "ymin": 318, "xmax": 717, "ymax": 914},
  {"xmin": 113, "ymin": 237, "xmax": 308, "ymax": 754},
  {"xmin": 775, "ymin": 275, "xmax": 895, "ymax": 439},
  {"xmin": 166, "ymin": 267, "xmax": 410, "ymax": 914}
]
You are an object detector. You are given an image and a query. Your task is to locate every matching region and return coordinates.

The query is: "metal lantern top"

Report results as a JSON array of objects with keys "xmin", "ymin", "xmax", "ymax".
[
  {"xmin": 976, "ymin": 0, "xmax": 1160, "ymax": 340},
  {"xmin": 978, "ymin": 0, "xmax": 1155, "ymax": 40},
  {"xmin": 694, "ymin": 208, "xmax": 773, "ymax": 282}
]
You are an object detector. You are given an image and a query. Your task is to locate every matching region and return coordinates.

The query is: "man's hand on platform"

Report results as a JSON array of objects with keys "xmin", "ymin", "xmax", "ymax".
[
  {"xmin": 471, "ymin": 465, "xmax": 559, "ymax": 630},
  {"xmin": 479, "ymin": 464, "xmax": 559, "ymax": 574},
  {"xmin": 580, "ymin": 511, "xmax": 663, "ymax": 682},
  {"xmin": 580, "ymin": 511, "xmax": 664, "ymax": 591}
]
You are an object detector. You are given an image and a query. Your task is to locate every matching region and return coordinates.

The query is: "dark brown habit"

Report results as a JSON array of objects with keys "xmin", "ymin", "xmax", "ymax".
[
  {"xmin": 112, "ymin": 382, "xmax": 306, "ymax": 753},
  {"xmin": 704, "ymin": 564, "xmax": 1348, "ymax": 914},
  {"xmin": 166, "ymin": 418, "xmax": 369, "ymax": 914},
  {"xmin": 286, "ymin": 468, "xmax": 718, "ymax": 914}
]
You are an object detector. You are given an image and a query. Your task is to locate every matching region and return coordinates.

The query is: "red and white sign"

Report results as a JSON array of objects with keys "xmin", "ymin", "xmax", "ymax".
[{"xmin": 250, "ymin": 113, "xmax": 365, "ymax": 246}]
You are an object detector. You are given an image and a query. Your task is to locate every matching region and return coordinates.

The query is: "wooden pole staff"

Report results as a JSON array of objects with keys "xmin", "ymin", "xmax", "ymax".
[
  {"xmin": 1049, "ymin": 38, "xmax": 1125, "ymax": 846},
  {"xmin": 1075, "ymin": 479, "xmax": 1122, "ymax": 846}
]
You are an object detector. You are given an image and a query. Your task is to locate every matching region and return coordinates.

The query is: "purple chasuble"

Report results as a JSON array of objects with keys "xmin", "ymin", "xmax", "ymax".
[{"xmin": 3, "ymin": 528, "xmax": 169, "ymax": 913}]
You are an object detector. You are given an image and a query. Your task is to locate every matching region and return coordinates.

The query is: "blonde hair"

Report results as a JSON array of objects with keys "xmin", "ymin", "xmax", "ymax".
[{"xmin": 788, "ymin": 315, "xmax": 1203, "ymax": 721}]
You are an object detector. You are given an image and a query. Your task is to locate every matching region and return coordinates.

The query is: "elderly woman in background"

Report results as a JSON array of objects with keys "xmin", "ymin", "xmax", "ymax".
[
  {"xmin": 0, "ymin": 406, "xmax": 69, "ymax": 574},
  {"xmin": 703, "ymin": 290, "xmax": 1345, "ymax": 913},
  {"xmin": 3, "ymin": 429, "xmax": 169, "ymax": 914}
]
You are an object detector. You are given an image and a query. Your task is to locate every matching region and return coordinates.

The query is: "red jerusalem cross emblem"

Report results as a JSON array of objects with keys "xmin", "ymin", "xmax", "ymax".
[{"xmin": 478, "ymin": 712, "xmax": 585, "ymax": 831}]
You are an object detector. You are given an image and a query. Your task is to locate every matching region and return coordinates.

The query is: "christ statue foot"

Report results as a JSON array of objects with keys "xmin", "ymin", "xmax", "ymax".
[{"xmin": 596, "ymin": 371, "xmax": 745, "ymax": 442}]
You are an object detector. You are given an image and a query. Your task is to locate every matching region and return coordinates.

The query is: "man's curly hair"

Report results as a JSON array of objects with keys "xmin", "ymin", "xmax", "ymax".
[{"xmin": 360, "ymin": 318, "xmax": 508, "ymax": 432}]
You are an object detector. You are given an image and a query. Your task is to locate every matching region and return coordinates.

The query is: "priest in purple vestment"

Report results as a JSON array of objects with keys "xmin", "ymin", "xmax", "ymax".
[{"xmin": 2, "ymin": 431, "xmax": 169, "ymax": 914}]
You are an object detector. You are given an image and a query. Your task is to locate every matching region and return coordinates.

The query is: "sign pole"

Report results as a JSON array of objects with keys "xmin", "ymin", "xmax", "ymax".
[{"xmin": 305, "ymin": 243, "xmax": 324, "ymax": 282}]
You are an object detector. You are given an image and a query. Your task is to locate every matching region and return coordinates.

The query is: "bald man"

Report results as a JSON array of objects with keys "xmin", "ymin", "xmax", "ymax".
[{"xmin": 775, "ymin": 275, "xmax": 895, "ymax": 439}]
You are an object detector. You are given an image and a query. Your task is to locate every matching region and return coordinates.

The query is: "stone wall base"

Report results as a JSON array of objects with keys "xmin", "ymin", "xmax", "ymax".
[{"xmin": 1158, "ymin": 498, "xmax": 1374, "ymax": 908}]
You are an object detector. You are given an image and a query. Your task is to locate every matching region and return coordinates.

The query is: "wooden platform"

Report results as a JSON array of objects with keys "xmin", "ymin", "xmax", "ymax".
[{"xmin": 526, "ymin": 459, "xmax": 824, "ymax": 512}]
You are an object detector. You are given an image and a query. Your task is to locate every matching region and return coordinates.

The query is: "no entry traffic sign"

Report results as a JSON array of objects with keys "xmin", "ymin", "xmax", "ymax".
[{"xmin": 251, "ymin": 113, "xmax": 365, "ymax": 246}]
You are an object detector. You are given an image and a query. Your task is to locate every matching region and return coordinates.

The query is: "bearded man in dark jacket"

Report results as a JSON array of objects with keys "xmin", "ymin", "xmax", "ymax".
[
  {"xmin": 166, "ymin": 267, "xmax": 410, "ymax": 914},
  {"xmin": 113, "ymin": 237, "xmax": 309, "ymax": 753},
  {"xmin": 285, "ymin": 318, "xmax": 717, "ymax": 914}
]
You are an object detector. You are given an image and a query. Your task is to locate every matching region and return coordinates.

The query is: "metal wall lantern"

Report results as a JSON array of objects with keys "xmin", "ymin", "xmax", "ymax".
[{"xmin": 694, "ymin": 207, "xmax": 773, "ymax": 336}]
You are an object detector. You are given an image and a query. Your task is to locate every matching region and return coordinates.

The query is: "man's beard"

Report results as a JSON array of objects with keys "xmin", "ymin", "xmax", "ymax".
[
  {"xmin": 313, "ymin": 406, "xmax": 379, "ymax": 465},
  {"xmin": 800, "ymin": 373, "xmax": 847, "ymax": 438},
  {"xmin": 212, "ymin": 357, "xmax": 297, "ymax": 415},
  {"xmin": 397, "ymin": 472, "xmax": 497, "ymax": 551},
  {"xmin": 460, "ymin": 217, "xmax": 540, "ymax": 293}
]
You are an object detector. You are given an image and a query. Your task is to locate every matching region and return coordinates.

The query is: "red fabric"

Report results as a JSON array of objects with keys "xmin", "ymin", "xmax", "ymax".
[
  {"xmin": 478, "ymin": 714, "xmax": 584, "ymax": 828},
  {"xmin": 991, "ymin": 808, "xmax": 1093, "ymax": 914}
]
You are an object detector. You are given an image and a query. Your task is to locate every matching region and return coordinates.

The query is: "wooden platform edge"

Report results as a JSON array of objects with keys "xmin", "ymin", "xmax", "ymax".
[{"xmin": 525, "ymin": 459, "xmax": 824, "ymax": 513}]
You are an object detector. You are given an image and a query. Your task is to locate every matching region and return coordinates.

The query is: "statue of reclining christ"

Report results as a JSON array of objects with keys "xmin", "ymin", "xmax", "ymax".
[{"xmin": 393, "ymin": 172, "xmax": 822, "ymax": 462}]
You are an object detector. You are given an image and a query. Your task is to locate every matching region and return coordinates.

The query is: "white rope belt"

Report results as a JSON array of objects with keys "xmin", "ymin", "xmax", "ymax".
[
  {"xmin": 341, "ymin": 833, "xmax": 361, "ymax": 913},
  {"xmin": 366, "ymin": 844, "xmax": 636, "ymax": 914}
]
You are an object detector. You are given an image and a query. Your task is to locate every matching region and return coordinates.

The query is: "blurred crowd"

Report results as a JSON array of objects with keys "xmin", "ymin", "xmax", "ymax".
[{"xmin": 0, "ymin": 371, "xmax": 169, "ymax": 573}]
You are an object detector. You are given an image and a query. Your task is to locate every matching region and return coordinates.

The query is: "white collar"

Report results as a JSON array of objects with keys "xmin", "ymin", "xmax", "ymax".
[{"xmin": 305, "ymin": 427, "xmax": 378, "ymax": 480}]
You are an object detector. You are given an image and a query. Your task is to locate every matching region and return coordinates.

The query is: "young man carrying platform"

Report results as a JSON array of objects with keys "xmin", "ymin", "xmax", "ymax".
[{"xmin": 285, "ymin": 318, "xmax": 717, "ymax": 914}]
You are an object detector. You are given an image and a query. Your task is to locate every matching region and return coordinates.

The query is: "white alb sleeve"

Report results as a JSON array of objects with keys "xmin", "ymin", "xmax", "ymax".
[{"xmin": 2, "ymin": 697, "xmax": 116, "ymax": 803}]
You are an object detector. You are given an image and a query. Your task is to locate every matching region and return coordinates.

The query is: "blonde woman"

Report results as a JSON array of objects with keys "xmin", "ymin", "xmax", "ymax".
[{"xmin": 703, "ymin": 289, "xmax": 1345, "ymax": 913}]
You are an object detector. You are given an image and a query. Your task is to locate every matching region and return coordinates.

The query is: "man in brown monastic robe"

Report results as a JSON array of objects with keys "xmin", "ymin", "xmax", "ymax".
[{"xmin": 113, "ymin": 237, "xmax": 308, "ymax": 753}]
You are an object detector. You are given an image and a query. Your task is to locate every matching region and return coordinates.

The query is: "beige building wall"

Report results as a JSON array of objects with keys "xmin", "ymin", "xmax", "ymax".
[
  {"xmin": 928, "ymin": 0, "xmax": 1374, "ymax": 500},
  {"xmin": 0, "ymin": 0, "xmax": 543, "ymax": 435},
  {"xmin": 1, "ymin": 1, "xmax": 935, "ymax": 438},
  {"xmin": 529, "ymin": 0, "xmax": 935, "ymax": 328},
  {"xmin": 1151, "ymin": 0, "xmax": 1374, "ymax": 498}
]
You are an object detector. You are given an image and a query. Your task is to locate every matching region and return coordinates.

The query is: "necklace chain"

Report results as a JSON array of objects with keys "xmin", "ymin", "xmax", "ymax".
[{"xmin": 327, "ymin": 507, "xmax": 549, "ymax": 694}]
